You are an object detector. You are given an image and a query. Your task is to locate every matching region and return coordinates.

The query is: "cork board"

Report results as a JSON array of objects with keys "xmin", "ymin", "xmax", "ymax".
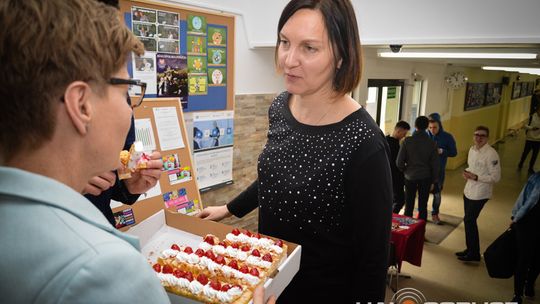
[
  {"xmin": 119, "ymin": 0, "xmax": 235, "ymax": 112},
  {"xmin": 112, "ymin": 98, "xmax": 202, "ymax": 230}
]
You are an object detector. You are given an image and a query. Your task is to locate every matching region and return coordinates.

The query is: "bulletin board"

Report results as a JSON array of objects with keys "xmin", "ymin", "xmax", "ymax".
[
  {"xmin": 119, "ymin": 0, "xmax": 235, "ymax": 112},
  {"xmin": 112, "ymin": 98, "xmax": 203, "ymax": 230}
]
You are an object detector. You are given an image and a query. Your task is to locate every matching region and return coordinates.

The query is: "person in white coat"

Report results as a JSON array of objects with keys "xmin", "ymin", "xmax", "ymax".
[{"xmin": 456, "ymin": 126, "xmax": 501, "ymax": 262}]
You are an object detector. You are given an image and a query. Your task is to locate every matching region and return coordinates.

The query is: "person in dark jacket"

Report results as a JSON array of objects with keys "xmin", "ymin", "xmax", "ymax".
[
  {"xmin": 510, "ymin": 172, "xmax": 540, "ymax": 304},
  {"xmin": 84, "ymin": 0, "xmax": 163, "ymax": 227},
  {"xmin": 397, "ymin": 116, "xmax": 440, "ymax": 221},
  {"xmin": 428, "ymin": 113, "xmax": 457, "ymax": 224},
  {"xmin": 387, "ymin": 121, "xmax": 411, "ymax": 214}
]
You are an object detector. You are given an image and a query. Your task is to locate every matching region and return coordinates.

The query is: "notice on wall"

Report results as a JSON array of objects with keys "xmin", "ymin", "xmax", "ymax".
[
  {"xmin": 132, "ymin": 53, "xmax": 158, "ymax": 95},
  {"xmin": 193, "ymin": 146, "xmax": 233, "ymax": 191},
  {"xmin": 192, "ymin": 110, "xmax": 233, "ymax": 151},
  {"xmin": 135, "ymin": 118, "xmax": 157, "ymax": 151},
  {"xmin": 153, "ymin": 107, "xmax": 185, "ymax": 151}
]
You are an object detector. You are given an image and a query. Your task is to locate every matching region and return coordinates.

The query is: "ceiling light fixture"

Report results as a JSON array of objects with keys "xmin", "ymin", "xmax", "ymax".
[
  {"xmin": 378, "ymin": 51, "xmax": 537, "ymax": 60},
  {"xmin": 482, "ymin": 66, "xmax": 540, "ymax": 76}
]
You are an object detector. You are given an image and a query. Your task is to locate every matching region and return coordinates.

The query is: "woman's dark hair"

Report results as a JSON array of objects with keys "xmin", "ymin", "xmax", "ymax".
[{"xmin": 275, "ymin": 0, "xmax": 362, "ymax": 95}]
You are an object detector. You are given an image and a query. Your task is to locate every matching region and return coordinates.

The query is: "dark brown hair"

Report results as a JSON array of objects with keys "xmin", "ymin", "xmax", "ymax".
[
  {"xmin": 0, "ymin": 0, "xmax": 143, "ymax": 162},
  {"xmin": 275, "ymin": 0, "xmax": 362, "ymax": 95},
  {"xmin": 475, "ymin": 126, "xmax": 490, "ymax": 136}
]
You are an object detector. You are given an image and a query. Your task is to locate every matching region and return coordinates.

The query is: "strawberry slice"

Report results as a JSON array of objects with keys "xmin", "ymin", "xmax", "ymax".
[
  {"xmin": 218, "ymin": 241, "xmax": 227, "ymax": 247},
  {"xmin": 162, "ymin": 264, "xmax": 173, "ymax": 274},
  {"xmin": 255, "ymin": 233, "xmax": 262, "ymax": 239},
  {"xmin": 171, "ymin": 244, "xmax": 180, "ymax": 251},
  {"xmin": 173, "ymin": 269, "xmax": 184, "ymax": 278},
  {"xmin": 205, "ymin": 250, "xmax": 216, "ymax": 260},
  {"xmin": 251, "ymin": 249, "xmax": 261, "ymax": 257},
  {"xmin": 231, "ymin": 228, "xmax": 241, "ymax": 236},
  {"xmin": 210, "ymin": 279, "xmax": 221, "ymax": 291},
  {"xmin": 262, "ymin": 253, "xmax": 273, "ymax": 262},
  {"xmin": 184, "ymin": 246, "xmax": 193, "ymax": 254},
  {"xmin": 239, "ymin": 265, "xmax": 249, "ymax": 274},
  {"xmin": 195, "ymin": 249, "xmax": 205, "ymax": 257},
  {"xmin": 231, "ymin": 243, "xmax": 240, "ymax": 249},
  {"xmin": 197, "ymin": 273, "xmax": 209, "ymax": 285},
  {"xmin": 244, "ymin": 230, "xmax": 252, "ymax": 237},
  {"xmin": 228, "ymin": 260, "xmax": 239, "ymax": 270},
  {"xmin": 275, "ymin": 240, "xmax": 283, "ymax": 247},
  {"xmin": 249, "ymin": 268, "xmax": 260, "ymax": 277},
  {"xmin": 184, "ymin": 271, "xmax": 194, "ymax": 282},
  {"xmin": 215, "ymin": 255, "xmax": 226, "ymax": 265},
  {"xmin": 241, "ymin": 245, "xmax": 250, "ymax": 252},
  {"xmin": 221, "ymin": 284, "xmax": 231, "ymax": 292},
  {"xmin": 152, "ymin": 263, "xmax": 161, "ymax": 273},
  {"xmin": 203, "ymin": 235, "xmax": 215, "ymax": 245}
]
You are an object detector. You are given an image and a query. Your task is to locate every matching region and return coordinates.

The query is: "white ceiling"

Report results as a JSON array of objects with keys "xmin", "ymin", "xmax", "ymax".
[
  {"xmin": 165, "ymin": 0, "xmax": 540, "ymax": 70},
  {"xmin": 365, "ymin": 44, "xmax": 540, "ymax": 70}
]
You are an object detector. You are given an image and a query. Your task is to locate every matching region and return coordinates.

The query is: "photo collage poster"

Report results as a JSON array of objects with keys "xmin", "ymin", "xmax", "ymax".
[{"xmin": 131, "ymin": 6, "xmax": 188, "ymax": 107}]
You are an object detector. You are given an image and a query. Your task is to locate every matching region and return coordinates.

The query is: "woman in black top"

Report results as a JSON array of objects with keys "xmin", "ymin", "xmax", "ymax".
[{"xmin": 199, "ymin": 0, "xmax": 393, "ymax": 302}]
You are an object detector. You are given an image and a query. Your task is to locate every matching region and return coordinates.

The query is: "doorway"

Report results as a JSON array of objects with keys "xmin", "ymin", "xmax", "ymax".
[{"xmin": 366, "ymin": 79, "xmax": 405, "ymax": 135}]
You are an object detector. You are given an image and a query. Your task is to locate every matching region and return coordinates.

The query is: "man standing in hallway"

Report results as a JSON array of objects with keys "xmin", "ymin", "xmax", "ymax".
[
  {"xmin": 457, "ymin": 126, "xmax": 501, "ymax": 262},
  {"xmin": 386, "ymin": 121, "xmax": 411, "ymax": 214},
  {"xmin": 529, "ymin": 89, "xmax": 540, "ymax": 124},
  {"xmin": 428, "ymin": 113, "xmax": 457, "ymax": 224},
  {"xmin": 518, "ymin": 105, "xmax": 540, "ymax": 175},
  {"xmin": 397, "ymin": 116, "xmax": 439, "ymax": 221}
]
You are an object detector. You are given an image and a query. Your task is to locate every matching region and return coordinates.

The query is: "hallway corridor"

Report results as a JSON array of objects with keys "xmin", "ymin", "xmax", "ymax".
[{"xmin": 387, "ymin": 129, "xmax": 536, "ymax": 301}]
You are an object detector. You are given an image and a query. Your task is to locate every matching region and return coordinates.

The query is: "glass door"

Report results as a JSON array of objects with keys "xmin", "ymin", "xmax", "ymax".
[{"xmin": 366, "ymin": 79, "xmax": 404, "ymax": 135}]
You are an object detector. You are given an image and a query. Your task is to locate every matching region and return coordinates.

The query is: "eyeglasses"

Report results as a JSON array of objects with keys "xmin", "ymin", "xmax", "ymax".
[
  {"xmin": 109, "ymin": 78, "xmax": 147, "ymax": 108},
  {"xmin": 474, "ymin": 133, "xmax": 488, "ymax": 138}
]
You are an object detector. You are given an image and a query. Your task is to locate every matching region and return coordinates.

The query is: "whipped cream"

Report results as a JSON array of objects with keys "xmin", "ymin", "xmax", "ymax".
[{"xmin": 156, "ymin": 272, "xmax": 243, "ymax": 303}]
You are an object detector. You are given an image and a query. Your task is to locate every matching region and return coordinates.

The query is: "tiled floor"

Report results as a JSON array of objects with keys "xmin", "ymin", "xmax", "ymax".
[{"xmin": 385, "ymin": 130, "xmax": 537, "ymax": 302}]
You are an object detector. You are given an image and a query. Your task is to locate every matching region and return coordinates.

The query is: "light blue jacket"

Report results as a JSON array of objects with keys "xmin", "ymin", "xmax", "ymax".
[
  {"xmin": 512, "ymin": 172, "xmax": 540, "ymax": 222},
  {"xmin": 0, "ymin": 167, "xmax": 169, "ymax": 303}
]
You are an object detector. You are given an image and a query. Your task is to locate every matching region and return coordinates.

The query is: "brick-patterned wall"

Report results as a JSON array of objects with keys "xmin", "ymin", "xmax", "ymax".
[{"xmin": 200, "ymin": 93, "xmax": 275, "ymax": 231}]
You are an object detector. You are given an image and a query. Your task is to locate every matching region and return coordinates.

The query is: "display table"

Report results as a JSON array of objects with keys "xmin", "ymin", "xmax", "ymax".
[{"xmin": 391, "ymin": 213, "xmax": 426, "ymax": 271}]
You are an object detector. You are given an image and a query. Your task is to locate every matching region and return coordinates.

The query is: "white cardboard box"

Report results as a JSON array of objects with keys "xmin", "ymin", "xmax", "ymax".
[{"xmin": 127, "ymin": 210, "xmax": 301, "ymax": 303}]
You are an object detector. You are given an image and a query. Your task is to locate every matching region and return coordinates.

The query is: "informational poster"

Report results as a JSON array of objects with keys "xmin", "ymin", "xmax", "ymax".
[
  {"xmin": 187, "ymin": 36, "xmax": 207, "ymax": 56},
  {"xmin": 208, "ymin": 26, "xmax": 226, "ymax": 47},
  {"xmin": 208, "ymin": 48, "xmax": 226, "ymax": 66},
  {"xmin": 193, "ymin": 147, "xmax": 233, "ymax": 191},
  {"xmin": 188, "ymin": 56, "xmax": 207, "ymax": 74},
  {"xmin": 156, "ymin": 53, "xmax": 188, "ymax": 106},
  {"xmin": 208, "ymin": 67, "xmax": 226, "ymax": 86},
  {"xmin": 153, "ymin": 107, "xmax": 185, "ymax": 151},
  {"xmin": 187, "ymin": 15, "xmax": 207, "ymax": 35},
  {"xmin": 192, "ymin": 111, "xmax": 234, "ymax": 151},
  {"xmin": 188, "ymin": 75, "xmax": 207, "ymax": 95},
  {"xmin": 113, "ymin": 208, "xmax": 136, "ymax": 229},
  {"xmin": 132, "ymin": 54, "xmax": 157, "ymax": 94},
  {"xmin": 134, "ymin": 118, "xmax": 157, "ymax": 151},
  {"xmin": 162, "ymin": 153, "xmax": 193, "ymax": 185},
  {"xmin": 162, "ymin": 187, "xmax": 201, "ymax": 215}
]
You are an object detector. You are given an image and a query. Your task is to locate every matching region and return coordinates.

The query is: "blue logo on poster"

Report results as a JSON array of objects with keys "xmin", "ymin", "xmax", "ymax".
[{"xmin": 192, "ymin": 16, "xmax": 202, "ymax": 30}]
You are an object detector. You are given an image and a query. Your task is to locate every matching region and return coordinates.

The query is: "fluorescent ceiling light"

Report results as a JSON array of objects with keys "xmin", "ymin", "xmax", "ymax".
[
  {"xmin": 378, "ymin": 51, "xmax": 537, "ymax": 59},
  {"xmin": 482, "ymin": 66, "xmax": 540, "ymax": 75}
]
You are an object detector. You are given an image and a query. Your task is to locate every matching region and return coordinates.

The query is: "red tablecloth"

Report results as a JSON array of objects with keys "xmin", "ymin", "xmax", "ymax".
[{"xmin": 391, "ymin": 213, "xmax": 426, "ymax": 271}]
